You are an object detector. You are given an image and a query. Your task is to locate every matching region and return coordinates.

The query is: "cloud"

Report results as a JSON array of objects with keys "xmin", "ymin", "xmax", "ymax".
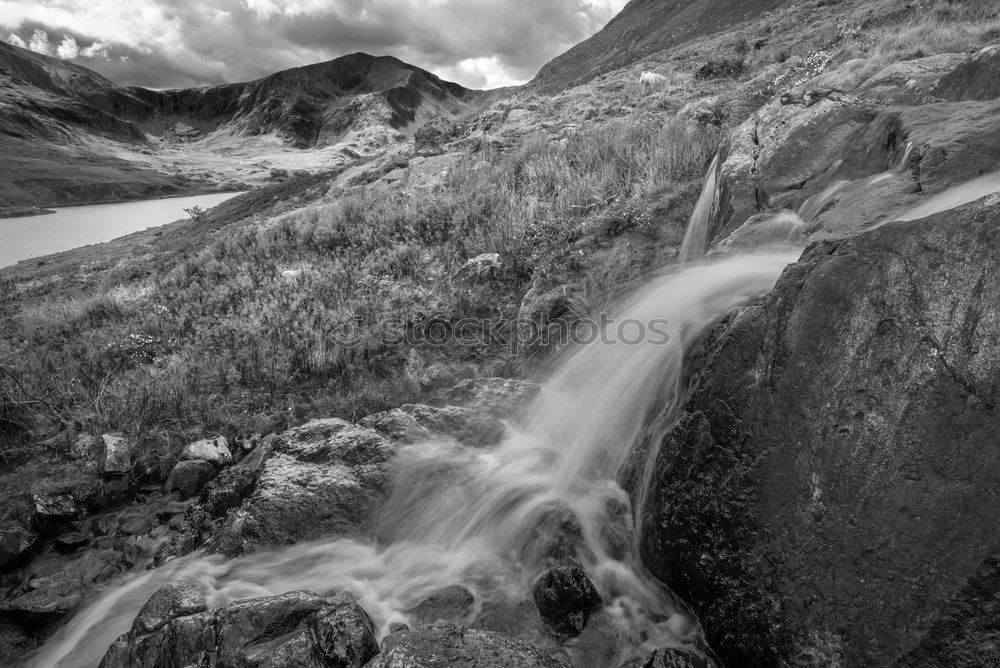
[{"xmin": 0, "ymin": 0, "xmax": 629, "ymax": 89}]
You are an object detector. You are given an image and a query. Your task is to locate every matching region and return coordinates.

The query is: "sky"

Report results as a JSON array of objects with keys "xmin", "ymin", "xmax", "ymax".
[{"xmin": 0, "ymin": 0, "xmax": 629, "ymax": 90}]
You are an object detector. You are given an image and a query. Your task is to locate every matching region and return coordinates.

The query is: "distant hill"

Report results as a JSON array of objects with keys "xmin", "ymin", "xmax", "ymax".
[
  {"xmin": 531, "ymin": 0, "xmax": 794, "ymax": 91},
  {"xmin": 0, "ymin": 41, "xmax": 479, "ymax": 208}
]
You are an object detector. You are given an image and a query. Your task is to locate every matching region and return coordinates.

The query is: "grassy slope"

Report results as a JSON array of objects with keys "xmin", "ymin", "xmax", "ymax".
[{"xmin": 1, "ymin": 0, "xmax": 998, "ymax": 469}]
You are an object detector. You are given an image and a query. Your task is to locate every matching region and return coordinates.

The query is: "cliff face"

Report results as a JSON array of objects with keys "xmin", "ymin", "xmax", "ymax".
[
  {"xmin": 531, "ymin": 0, "xmax": 793, "ymax": 92},
  {"xmin": 629, "ymin": 200, "xmax": 1000, "ymax": 666}
]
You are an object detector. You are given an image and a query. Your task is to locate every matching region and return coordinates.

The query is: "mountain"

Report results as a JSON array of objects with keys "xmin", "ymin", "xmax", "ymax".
[
  {"xmin": 532, "ymin": 0, "xmax": 793, "ymax": 91},
  {"xmin": 0, "ymin": 41, "xmax": 480, "ymax": 210}
]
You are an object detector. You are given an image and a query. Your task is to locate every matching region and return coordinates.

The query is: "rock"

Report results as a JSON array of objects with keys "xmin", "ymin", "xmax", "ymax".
[
  {"xmin": 54, "ymin": 532, "xmax": 89, "ymax": 553},
  {"xmin": 133, "ymin": 582, "xmax": 207, "ymax": 634},
  {"xmin": 406, "ymin": 585, "xmax": 475, "ymax": 625},
  {"xmin": 522, "ymin": 503, "xmax": 587, "ymax": 566},
  {"xmin": 934, "ymin": 45, "xmax": 1000, "ymax": 101},
  {"xmin": 70, "ymin": 433, "xmax": 102, "ymax": 463},
  {"xmin": 101, "ymin": 589, "xmax": 377, "ymax": 668},
  {"xmin": 212, "ymin": 418, "xmax": 396, "ymax": 555},
  {"xmin": 618, "ymin": 643, "xmax": 719, "ymax": 668},
  {"xmin": 181, "ymin": 436, "xmax": 232, "ymax": 466},
  {"xmin": 630, "ymin": 202, "xmax": 1000, "ymax": 665},
  {"xmin": 434, "ymin": 378, "xmax": 541, "ymax": 419},
  {"xmin": 517, "ymin": 283, "xmax": 588, "ymax": 353},
  {"xmin": 164, "ymin": 460, "xmax": 218, "ymax": 498},
  {"xmin": 453, "ymin": 252, "xmax": 500, "ymax": 282},
  {"xmin": 0, "ymin": 619, "xmax": 31, "ymax": 665},
  {"xmin": 0, "ymin": 575, "xmax": 83, "ymax": 628},
  {"xmin": 855, "ymin": 54, "xmax": 966, "ymax": 103},
  {"xmin": 419, "ymin": 364, "xmax": 457, "ymax": 392},
  {"xmin": 0, "ymin": 522, "xmax": 37, "ymax": 569},
  {"xmin": 532, "ymin": 566, "xmax": 602, "ymax": 637},
  {"xmin": 101, "ymin": 434, "xmax": 133, "ymax": 476},
  {"xmin": 368, "ymin": 623, "xmax": 566, "ymax": 668},
  {"xmin": 415, "ymin": 118, "xmax": 456, "ymax": 156},
  {"xmin": 202, "ymin": 465, "xmax": 257, "ymax": 516},
  {"xmin": 311, "ymin": 593, "xmax": 380, "ymax": 667},
  {"xmin": 361, "ymin": 404, "xmax": 506, "ymax": 447}
]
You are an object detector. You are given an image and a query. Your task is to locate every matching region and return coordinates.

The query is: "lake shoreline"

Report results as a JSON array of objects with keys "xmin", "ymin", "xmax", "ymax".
[
  {"xmin": 0, "ymin": 206, "xmax": 57, "ymax": 219},
  {"xmin": 0, "ymin": 191, "xmax": 247, "ymax": 270}
]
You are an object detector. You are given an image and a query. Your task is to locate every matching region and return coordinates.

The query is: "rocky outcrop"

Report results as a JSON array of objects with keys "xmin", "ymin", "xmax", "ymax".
[
  {"xmin": 101, "ymin": 588, "xmax": 378, "ymax": 668},
  {"xmin": 934, "ymin": 45, "xmax": 1000, "ymax": 102},
  {"xmin": 212, "ymin": 419, "xmax": 395, "ymax": 555},
  {"xmin": 360, "ymin": 403, "xmax": 506, "ymax": 447},
  {"xmin": 367, "ymin": 623, "xmax": 566, "ymax": 668},
  {"xmin": 630, "ymin": 200, "xmax": 1000, "ymax": 665},
  {"xmin": 433, "ymin": 378, "xmax": 540, "ymax": 419}
]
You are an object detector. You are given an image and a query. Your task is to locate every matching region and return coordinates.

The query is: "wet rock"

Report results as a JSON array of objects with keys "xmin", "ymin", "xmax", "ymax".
[
  {"xmin": 311, "ymin": 593, "xmax": 380, "ymax": 667},
  {"xmin": 202, "ymin": 465, "xmax": 257, "ymax": 516},
  {"xmin": 532, "ymin": 566, "xmax": 602, "ymax": 637},
  {"xmin": 0, "ymin": 522, "xmax": 37, "ymax": 569},
  {"xmin": 434, "ymin": 378, "xmax": 540, "ymax": 419},
  {"xmin": 101, "ymin": 589, "xmax": 377, "ymax": 668},
  {"xmin": 618, "ymin": 643, "xmax": 719, "ymax": 668},
  {"xmin": 361, "ymin": 404, "xmax": 506, "ymax": 447},
  {"xmin": 164, "ymin": 459, "xmax": 218, "ymax": 498},
  {"xmin": 213, "ymin": 454, "xmax": 371, "ymax": 555},
  {"xmin": 934, "ymin": 45, "xmax": 1000, "ymax": 101},
  {"xmin": 133, "ymin": 582, "xmax": 207, "ymax": 634},
  {"xmin": 101, "ymin": 434, "xmax": 133, "ymax": 476},
  {"xmin": 406, "ymin": 585, "xmax": 476, "ymax": 625},
  {"xmin": 522, "ymin": 503, "xmax": 587, "ymax": 566},
  {"xmin": 0, "ymin": 575, "xmax": 84, "ymax": 628},
  {"xmin": 368, "ymin": 623, "xmax": 566, "ymax": 668},
  {"xmin": 181, "ymin": 436, "xmax": 232, "ymax": 466},
  {"xmin": 0, "ymin": 619, "xmax": 31, "ymax": 665},
  {"xmin": 53, "ymin": 532, "xmax": 89, "ymax": 553},
  {"xmin": 631, "ymin": 202, "xmax": 1000, "ymax": 665}
]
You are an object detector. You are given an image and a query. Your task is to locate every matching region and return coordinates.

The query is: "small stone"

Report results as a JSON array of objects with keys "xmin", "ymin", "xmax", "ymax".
[
  {"xmin": 181, "ymin": 437, "xmax": 232, "ymax": 467},
  {"xmin": 102, "ymin": 434, "xmax": 133, "ymax": 476}
]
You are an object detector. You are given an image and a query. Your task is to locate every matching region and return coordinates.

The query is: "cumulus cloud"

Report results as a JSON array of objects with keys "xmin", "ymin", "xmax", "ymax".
[{"xmin": 0, "ymin": 0, "xmax": 628, "ymax": 89}]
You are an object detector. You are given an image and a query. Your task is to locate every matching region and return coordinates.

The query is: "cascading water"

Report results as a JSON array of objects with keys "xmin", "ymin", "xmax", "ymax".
[
  {"xmin": 31, "ymin": 189, "xmax": 801, "ymax": 668},
  {"xmin": 678, "ymin": 155, "xmax": 720, "ymax": 264}
]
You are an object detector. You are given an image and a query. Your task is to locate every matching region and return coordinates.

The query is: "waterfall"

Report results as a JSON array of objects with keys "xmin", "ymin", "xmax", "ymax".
[
  {"xmin": 678, "ymin": 155, "xmax": 720, "ymax": 264},
  {"xmin": 31, "ymin": 228, "xmax": 801, "ymax": 668}
]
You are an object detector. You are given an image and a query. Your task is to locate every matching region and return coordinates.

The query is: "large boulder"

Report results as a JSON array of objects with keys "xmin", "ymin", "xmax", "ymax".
[
  {"xmin": 101, "ymin": 589, "xmax": 378, "ymax": 668},
  {"xmin": 630, "ymin": 200, "xmax": 1000, "ymax": 665},
  {"xmin": 368, "ymin": 623, "xmax": 566, "ymax": 668},
  {"xmin": 212, "ymin": 419, "xmax": 395, "ymax": 555}
]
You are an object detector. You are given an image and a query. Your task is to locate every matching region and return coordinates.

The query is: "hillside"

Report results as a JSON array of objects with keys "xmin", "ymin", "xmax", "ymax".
[
  {"xmin": 532, "ymin": 0, "xmax": 794, "ymax": 91},
  {"xmin": 0, "ymin": 42, "xmax": 481, "ymax": 210},
  {"xmin": 4, "ymin": 0, "xmax": 1000, "ymax": 667}
]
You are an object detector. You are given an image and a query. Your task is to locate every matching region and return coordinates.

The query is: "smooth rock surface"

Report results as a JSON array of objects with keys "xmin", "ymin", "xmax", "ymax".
[
  {"xmin": 180, "ymin": 436, "xmax": 233, "ymax": 466},
  {"xmin": 631, "ymin": 201, "xmax": 1000, "ymax": 665}
]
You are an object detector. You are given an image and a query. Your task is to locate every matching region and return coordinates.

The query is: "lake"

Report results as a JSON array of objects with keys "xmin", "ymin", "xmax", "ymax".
[{"xmin": 0, "ymin": 192, "xmax": 243, "ymax": 268}]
